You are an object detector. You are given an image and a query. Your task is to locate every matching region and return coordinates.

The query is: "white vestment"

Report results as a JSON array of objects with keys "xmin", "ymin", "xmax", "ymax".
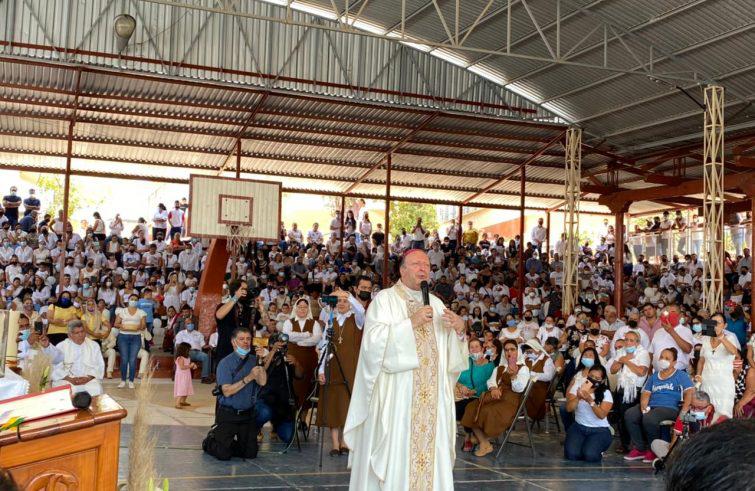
[
  {"xmin": 52, "ymin": 338, "xmax": 105, "ymax": 396},
  {"xmin": 344, "ymin": 282, "xmax": 468, "ymax": 491}
]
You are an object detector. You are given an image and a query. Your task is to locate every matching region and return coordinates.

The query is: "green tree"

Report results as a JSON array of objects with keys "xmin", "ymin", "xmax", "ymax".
[
  {"xmin": 388, "ymin": 201, "xmax": 439, "ymax": 240},
  {"xmin": 35, "ymin": 175, "xmax": 93, "ymax": 218}
]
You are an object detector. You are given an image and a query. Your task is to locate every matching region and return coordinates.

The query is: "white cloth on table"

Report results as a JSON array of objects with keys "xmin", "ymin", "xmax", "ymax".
[{"xmin": 0, "ymin": 369, "xmax": 30, "ymax": 401}]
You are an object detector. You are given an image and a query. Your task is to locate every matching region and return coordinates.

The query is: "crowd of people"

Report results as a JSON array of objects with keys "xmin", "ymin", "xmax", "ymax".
[{"xmin": 5, "ymin": 183, "xmax": 754, "ymax": 467}]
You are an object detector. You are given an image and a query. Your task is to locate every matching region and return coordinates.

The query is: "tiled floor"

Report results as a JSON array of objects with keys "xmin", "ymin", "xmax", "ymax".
[{"xmin": 108, "ymin": 380, "xmax": 663, "ymax": 490}]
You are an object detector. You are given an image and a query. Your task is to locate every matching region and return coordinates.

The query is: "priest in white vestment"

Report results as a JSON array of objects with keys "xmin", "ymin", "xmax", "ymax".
[
  {"xmin": 52, "ymin": 320, "xmax": 105, "ymax": 396},
  {"xmin": 344, "ymin": 249, "xmax": 468, "ymax": 490}
]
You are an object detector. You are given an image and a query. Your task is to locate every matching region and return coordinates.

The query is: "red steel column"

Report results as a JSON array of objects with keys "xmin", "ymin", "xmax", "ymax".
[
  {"xmin": 614, "ymin": 210, "xmax": 625, "ymax": 313},
  {"xmin": 518, "ymin": 166, "xmax": 526, "ymax": 309},
  {"xmin": 546, "ymin": 211, "xmax": 551, "ymax": 261},
  {"xmin": 383, "ymin": 154, "xmax": 392, "ymax": 287},
  {"xmin": 339, "ymin": 195, "xmax": 346, "ymax": 256},
  {"xmin": 196, "ymin": 239, "xmax": 230, "ymax": 336},
  {"xmin": 751, "ymin": 198, "xmax": 755, "ymax": 331},
  {"xmin": 235, "ymin": 138, "xmax": 242, "ymax": 178}
]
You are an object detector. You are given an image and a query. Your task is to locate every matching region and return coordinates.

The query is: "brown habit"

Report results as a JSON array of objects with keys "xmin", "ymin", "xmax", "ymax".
[{"xmin": 316, "ymin": 315, "xmax": 362, "ymax": 428}]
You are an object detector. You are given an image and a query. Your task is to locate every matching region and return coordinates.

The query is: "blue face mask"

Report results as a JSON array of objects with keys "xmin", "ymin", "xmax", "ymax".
[
  {"xmin": 186, "ymin": 324, "xmax": 195, "ymax": 331},
  {"xmin": 58, "ymin": 297, "xmax": 72, "ymax": 308},
  {"xmin": 507, "ymin": 319, "xmax": 517, "ymax": 327},
  {"xmin": 692, "ymin": 324, "xmax": 702, "ymax": 333},
  {"xmin": 19, "ymin": 330, "xmax": 30, "ymax": 342},
  {"xmin": 690, "ymin": 410, "xmax": 706, "ymax": 421},
  {"xmin": 581, "ymin": 357, "xmax": 595, "ymax": 368},
  {"xmin": 235, "ymin": 346, "xmax": 250, "ymax": 357},
  {"xmin": 625, "ymin": 346, "xmax": 637, "ymax": 354}
]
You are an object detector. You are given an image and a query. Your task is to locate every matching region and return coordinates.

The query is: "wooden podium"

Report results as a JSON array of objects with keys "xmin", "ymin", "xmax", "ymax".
[{"xmin": 0, "ymin": 394, "xmax": 126, "ymax": 490}]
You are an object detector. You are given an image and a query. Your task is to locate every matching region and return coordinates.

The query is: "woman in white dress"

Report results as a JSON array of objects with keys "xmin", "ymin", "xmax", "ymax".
[
  {"xmin": 163, "ymin": 273, "xmax": 182, "ymax": 312},
  {"xmin": 696, "ymin": 313, "xmax": 740, "ymax": 418}
]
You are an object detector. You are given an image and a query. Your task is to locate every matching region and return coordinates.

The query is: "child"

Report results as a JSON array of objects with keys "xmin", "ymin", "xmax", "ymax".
[{"xmin": 174, "ymin": 342, "xmax": 196, "ymax": 409}]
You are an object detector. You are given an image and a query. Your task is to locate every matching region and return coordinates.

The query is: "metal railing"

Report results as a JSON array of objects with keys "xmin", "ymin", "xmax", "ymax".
[{"xmin": 626, "ymin": 224, "xmax": 752, "ymax": 262}]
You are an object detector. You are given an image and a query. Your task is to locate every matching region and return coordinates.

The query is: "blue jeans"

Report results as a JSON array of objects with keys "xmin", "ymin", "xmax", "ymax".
[
  {"xmin": 189, "ymin": 349, "xmax": 211, "ymax": 378},
  {"xmin": 564, "ymin": 423, "xmax": 612, "ymax": 463},
  {"xmin": 560, "ymin": 405, "xmax": 575, "ymax": 433},
  {"xmin": 117, "ymin": 333, "xmax": 142, "ymax": 382},
  {"xmin": 255, "ymin": 400, "xmax": 294, "ymax": 444}
]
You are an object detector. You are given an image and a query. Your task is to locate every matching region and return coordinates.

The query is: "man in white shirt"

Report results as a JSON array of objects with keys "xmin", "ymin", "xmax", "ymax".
[
  {"xmin": 288, "ymin": 223, "xmax": 303, "ymax": 244},
  {"xmin": 599, "ymin": 305, "xmax": 625, "ymax": 340},
  {"xmin": 530, "ymin": 218, "xmax": 547, "ymax": 254},
  {"xmin": 52, "ymin": 320, "xmax": 105, "ymax": 396},
  {"xmin": 453, "ymin": 276, "xmax": 470, "ymax": 298},
  {"xmin": 537, "ymin": 317, "xmax": 562, "ymax": 345},
  {"xmin": 307, "ymin": 223, "xmax": 323, "ymax": 246},
  {"xmin": 175, "ymin": 321, "xmax": 212, "ymax": 382},
  {"xmin": 549, "ymin": 262, "xmax": 564, "ymax": 287},
  {"xmin": 152, "ymin": 204, "xmax": 169, "ymax": 242},
  {"xmin": 427, "ymin": 242, "xmax": 444, "ymax": 269},
  {"xmin": 329, "ymin": 211, "xmax": 342, "ymax": 239},
  {"xmin": 168, "ymin": 201, "xmax": 185, "ymax": 239},
  {"xmin": 738, "ymin": 266, "xmax": 751, "ymax": 288},
  {"xmin": 649, "ymin": 310, "xmax": 694, "ymax": 371}
]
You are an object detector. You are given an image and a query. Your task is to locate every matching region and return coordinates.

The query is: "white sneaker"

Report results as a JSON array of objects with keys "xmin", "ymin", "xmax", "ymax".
[
  {"xmin": 128, "ymin": 381, "xmax": 135, "ymax": 389},
  {"xmin": 117, "ymin": 381, "xmax": 126, "ymax": 388}
]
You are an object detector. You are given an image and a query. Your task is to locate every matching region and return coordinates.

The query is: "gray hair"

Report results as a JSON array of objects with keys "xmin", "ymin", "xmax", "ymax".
[
  {"xmin": 693, "ymin": 390, "xmax": 711, "ymax": 404},
  {"xmin": 67, "ymin": 319, "xmax": 84, "ymax": 334},
  {"xmin": 604, "ymin": 305, "xmax": 617, "ymax": 315},
  {"xmin": 624, "ymin": 330, "xmax": 640, "ymax": 342}
]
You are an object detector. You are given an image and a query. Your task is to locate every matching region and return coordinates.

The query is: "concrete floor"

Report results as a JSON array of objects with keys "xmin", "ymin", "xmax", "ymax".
[{"xmin": 107, "ymin": 379, "xmax": 664, "ymax": 490}]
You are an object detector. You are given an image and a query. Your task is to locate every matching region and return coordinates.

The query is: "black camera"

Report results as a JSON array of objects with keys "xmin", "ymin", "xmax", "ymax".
[
  {"xmin": 699, "ymin": 319, "xmax": 717, "ymax": 337},
  {"xmin": 211, "ymin": 386, "xmax": 222, "ymax": 397},
  {"xmin": 268, "ymin": 332, "xmax": 289, "ymax": 356}
]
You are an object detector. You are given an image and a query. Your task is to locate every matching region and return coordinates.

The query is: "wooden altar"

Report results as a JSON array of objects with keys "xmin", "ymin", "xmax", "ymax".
[{"xmin": 0, "ymin": 394, "xmax": 126, "ymax": 490}]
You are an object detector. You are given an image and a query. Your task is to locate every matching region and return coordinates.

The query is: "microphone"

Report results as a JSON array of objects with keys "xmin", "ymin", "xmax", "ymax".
[{"xmin": 420, "ymin": 281, "xmax": 430, "ymax": 306}]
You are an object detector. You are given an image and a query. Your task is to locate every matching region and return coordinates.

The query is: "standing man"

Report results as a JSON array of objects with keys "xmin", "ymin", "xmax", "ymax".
[
  {"xmin": 345, "ymin": 249, "xmax": 468, "ymax": 490},
  {"xmin": 531, "ymin": 217, "xmax": 547, "ymax": 255},
  {"xmin": 2, "ymin": 186, "xmax": 21, "ymax": 227},
  {"xmin": 23, "ymin": 188, "xmax": 40, "ymax": 217},
  {"xmin": 168, "ymin": 200, "xmax": 185, "ymax": 239},
  {"xmin": 446, "ymin": 220, "xmax": 458, "ymax": 252},
  {"xmin": 152, "ymin": 203, "xmax": 169, "ymax": 242}
]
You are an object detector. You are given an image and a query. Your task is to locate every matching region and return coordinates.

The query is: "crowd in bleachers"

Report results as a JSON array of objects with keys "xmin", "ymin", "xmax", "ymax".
[{"xmin": 5, "ymin": 184, "xmax": 754, "ymax": 465}]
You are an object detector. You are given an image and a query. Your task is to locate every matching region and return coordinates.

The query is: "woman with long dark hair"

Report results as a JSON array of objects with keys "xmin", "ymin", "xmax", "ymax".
[{"xmin": 564, "ymin": 364, "xmax": 613, "ymax": 463}]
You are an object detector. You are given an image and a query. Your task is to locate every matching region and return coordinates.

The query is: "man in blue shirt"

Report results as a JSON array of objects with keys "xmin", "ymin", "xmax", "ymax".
[
  {"xmin": 204, "ymin": 327, "xmax": 267, "ymax": 461},
  {"xmin": 2, "ymin": 186, "xmax": 21, "ymax": 226},
  {"xmin": 22, "ymin": 188, "xmax": 40, "ymax": 217}
]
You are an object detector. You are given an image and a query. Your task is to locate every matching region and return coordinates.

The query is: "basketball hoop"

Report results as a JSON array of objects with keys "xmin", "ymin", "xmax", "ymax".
[{"xmin": 226, "ymin": 224, "xmax": 251, "ymax": 257}]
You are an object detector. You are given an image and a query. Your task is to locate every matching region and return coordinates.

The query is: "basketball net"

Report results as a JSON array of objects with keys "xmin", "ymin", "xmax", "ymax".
[{"xmin": 225, "ymin": 224, "xmax": 250, "ymax": 259}]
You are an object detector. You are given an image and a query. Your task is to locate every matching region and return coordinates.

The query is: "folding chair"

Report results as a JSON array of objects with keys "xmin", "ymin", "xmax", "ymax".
[
  {"xmin": 543, "ymin": 374, "xmax": 562, "ymax": 434},
  {"xmin": 495, "ymin": 380, "xmax": 536, "ymax": 460}
]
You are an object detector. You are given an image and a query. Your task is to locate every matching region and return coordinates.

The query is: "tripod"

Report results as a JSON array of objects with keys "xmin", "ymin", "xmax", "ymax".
[{"xmin": 315, "ymin": 306, "xmax": 351, "ymax": 469}]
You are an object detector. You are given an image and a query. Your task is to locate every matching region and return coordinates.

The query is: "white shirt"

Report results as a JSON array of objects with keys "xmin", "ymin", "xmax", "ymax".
[
  {"xmin": 168, "ymin": 208, "xmax": 185, "ymax": 228},
  {"xmin": 650, "ymin": 325, "xmax": 696, "ymax": 370},
  {"xmin": 282, "ymin": 317, "xmax": 323, "ymax": 347},
  {"xmin": 307, "ymin": 229, "xmax": 323, "ymax": 244},
  {"xmin": 175, "ymin": 329, "xmax": 205, "ymax": 350},
  {"xmin": 531, "ymin": 225, "xmax": 547, "ymax": 245},
  {"xmin": 486, "ymin": 364, "xmax": 530, "ymax": 392},
  {"xmin": 427, "ymin": 249, "xmax": 444, "ymax": 269},
  {"xmin": 153, "ymin": 209, "xmax": 169, "ymax": 229},
  {"xmin": 570, "ymin": 382, "xmax": 613, "ymax": 428},
  {"xmin": 537, "ymin": 325, "xmax": 562, "ymax": 345}
]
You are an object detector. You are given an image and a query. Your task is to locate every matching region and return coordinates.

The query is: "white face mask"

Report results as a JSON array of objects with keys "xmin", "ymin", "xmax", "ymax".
[{"xmin": 658, "ymin": 359, "xmax": 672, "ymax": 370}]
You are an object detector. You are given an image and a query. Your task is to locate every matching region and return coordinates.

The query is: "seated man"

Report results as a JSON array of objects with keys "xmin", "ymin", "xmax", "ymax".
[
  {"xmin": 102, "ymin": 328, "xmax": 150, "ymax": 379},
  {"xmin": 52, "ymin": 320, "xmax": 105, "ymax": 396},
  {"xmin": 175, "ymin": 320, "xmax": 212, "ymax": 383},
  {"xmin": 624, "ymin": 347, "xmax": 694, "ymax": 463},
  {"xmin": 461, "ymin": 339, "xmax": 530, "ymax": 457},
  {"xmin": 650, "ymin": 389, "xmax": 727, "ymax": 459}
]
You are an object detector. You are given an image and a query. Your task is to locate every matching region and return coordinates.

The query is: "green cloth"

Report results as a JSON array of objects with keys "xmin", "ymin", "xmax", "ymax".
[{"xmin": 457, "ymin": 358, "xmax": 495, "ymax": 397}]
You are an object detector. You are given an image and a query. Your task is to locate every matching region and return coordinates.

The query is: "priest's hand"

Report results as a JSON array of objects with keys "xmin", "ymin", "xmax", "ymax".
[
  {"xmin": 442, "ymin": 308, "xmax": 465, "ymax": 335},
  {"xmin": 410, "ymin": 306, "xmax": 434, "ymax": 328}
]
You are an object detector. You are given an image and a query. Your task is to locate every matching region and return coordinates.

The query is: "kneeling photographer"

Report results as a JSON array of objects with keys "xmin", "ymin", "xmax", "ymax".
[
  {"xmin": 203, "ymin": 327, "xmax": 267, "ymax": 461},
  {"xmin": 256, "ymin": 333, "xmax": 303, "ymax": 444}
]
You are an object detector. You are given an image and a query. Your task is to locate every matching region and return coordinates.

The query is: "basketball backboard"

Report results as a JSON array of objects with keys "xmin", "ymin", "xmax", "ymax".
[{"xmin": 187, "ymin": 175, "xmax": 281, "ymax": 241}]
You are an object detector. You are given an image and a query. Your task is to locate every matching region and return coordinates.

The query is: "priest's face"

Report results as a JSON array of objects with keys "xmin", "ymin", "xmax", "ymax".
[
  {"xmin": 69, "ymin": 325, "xmax": 86, "ymax": 345},
  {"xmin": 400, "ymin": 252, "xmax": 430, "ymax": 290}
]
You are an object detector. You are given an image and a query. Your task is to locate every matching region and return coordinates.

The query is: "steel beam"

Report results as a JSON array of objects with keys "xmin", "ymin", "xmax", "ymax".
[
  {"xmin": 702, "ymin": 86, "xmax": 725, "ymax": 313},
  {"xmin": 383, "ymin": 154, "xmax": 392, "ymax": 287},
  {"xmin": 562, "ymin": 127, "xmax": 582, "ymax": 315}
]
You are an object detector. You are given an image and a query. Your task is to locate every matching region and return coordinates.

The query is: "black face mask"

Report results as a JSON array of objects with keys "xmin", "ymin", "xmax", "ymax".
[
  {"xmin": 524, "ymin": 315, "xmax": 532, "ymax": 321},
  {"xmin": 589, "ymin": 328, "xmax": 600, "ymax": 336},
  {"xmin": 358, "ymin": 291, "xmax": 371, "ymax": 301}
]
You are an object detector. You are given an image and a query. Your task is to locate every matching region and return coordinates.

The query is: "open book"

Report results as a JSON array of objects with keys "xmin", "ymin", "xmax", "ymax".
[{"xmin": 0, "ymin": 385, "xmax": 77, "ymax": 428}]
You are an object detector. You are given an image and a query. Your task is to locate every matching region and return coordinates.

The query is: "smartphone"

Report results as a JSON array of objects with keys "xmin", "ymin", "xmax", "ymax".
[{"xmin": 34, "ymin": 321, "xmax": 44, "ymax": 335}]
